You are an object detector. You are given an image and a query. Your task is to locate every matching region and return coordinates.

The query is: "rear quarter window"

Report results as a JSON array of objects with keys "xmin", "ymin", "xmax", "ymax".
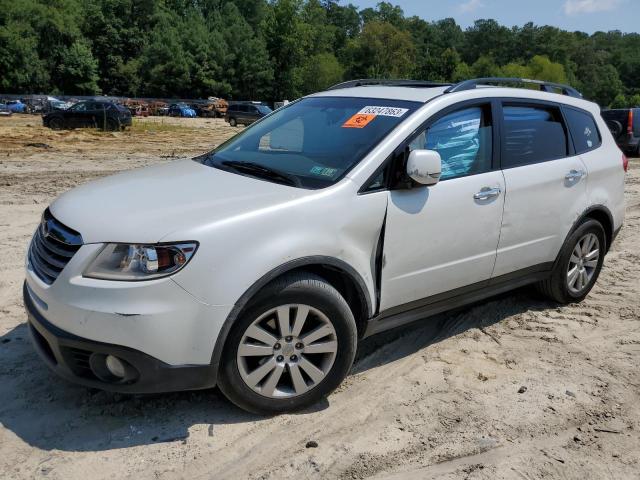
[{"xmin": 564, "ymin": 107, "xmax": 601, "ymax": 154}]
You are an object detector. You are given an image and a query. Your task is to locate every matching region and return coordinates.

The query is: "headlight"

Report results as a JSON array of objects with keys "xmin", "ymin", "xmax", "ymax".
[{"xmin": 83, "ymin": 242, "xmax": 198, "ymax": 281}]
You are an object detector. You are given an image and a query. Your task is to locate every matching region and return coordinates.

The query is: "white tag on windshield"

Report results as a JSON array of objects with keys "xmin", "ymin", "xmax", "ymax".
[{"xmin": 357, "ymin": 106, "xmax": 409, "ymax": 117}]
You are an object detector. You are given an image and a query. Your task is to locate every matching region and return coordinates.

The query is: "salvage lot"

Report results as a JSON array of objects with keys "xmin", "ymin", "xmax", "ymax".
[{"xmin": 0, "ymin": 114, "xmax": 639, "ymax": 479}]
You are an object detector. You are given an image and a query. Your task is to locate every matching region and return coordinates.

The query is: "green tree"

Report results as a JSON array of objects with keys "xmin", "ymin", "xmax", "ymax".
[
  {"xmin": 299, "ymin": 52, "xmax": 343, "ymax": 94},
  {"xmin": 346, "ymin": 21, "xmax": 415, "ymax": 79},
  {"xmin": 56, "ymin": 40, "xmax": 100, "ymax": 94}
]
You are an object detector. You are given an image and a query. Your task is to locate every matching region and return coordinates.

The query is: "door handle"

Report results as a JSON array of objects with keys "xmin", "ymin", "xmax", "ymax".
[
  {"xmin": 565, "ymin": 169, "xmax": 585, "ymax": 181},
  {"xmin": 474, "ymin": 187, "xmax": 502, "ymax": 201}
]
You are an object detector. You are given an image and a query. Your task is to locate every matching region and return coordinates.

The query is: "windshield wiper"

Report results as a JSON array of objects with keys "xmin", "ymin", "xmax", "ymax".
[{"xmin": 220, "ymin": 160, "xmax": 298, "ymax": 186}]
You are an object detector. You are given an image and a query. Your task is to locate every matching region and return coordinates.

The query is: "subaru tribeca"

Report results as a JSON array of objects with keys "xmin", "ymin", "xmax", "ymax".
[{"xmin": 24, "ymin": 78, "xmax": 626, "ymax": 414}]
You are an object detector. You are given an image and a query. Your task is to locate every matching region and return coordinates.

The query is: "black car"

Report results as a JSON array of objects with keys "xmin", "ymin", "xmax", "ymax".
[
  {"xmin": 43, "ymin": 100, "xmax": 132, "ymax": 131},
  {"xmin": 224, "ymin": 103, "xmax": 272, "ymax": 126},
  {"xmin": 602, "ymin": 108, "xmax": 640, "ymax": 156}
]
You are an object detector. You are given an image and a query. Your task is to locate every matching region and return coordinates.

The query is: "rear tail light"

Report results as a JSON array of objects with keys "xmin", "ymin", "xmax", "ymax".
[
  {"xmin": 622, "ymin": 153, "xmax": 629, "ymax": 173},
  {"xmin": 628, "ymin": 110, "xmax": 634, "ymax": 136}
]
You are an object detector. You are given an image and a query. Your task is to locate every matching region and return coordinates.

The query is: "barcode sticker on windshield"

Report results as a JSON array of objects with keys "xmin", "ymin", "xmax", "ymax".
[{"xmin": 357, "ymin": 106, "xmax": 409, "ymax": 117}]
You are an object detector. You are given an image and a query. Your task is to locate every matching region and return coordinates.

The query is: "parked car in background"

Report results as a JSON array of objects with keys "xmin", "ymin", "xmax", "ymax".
[
  {"xmin": 225, "ymin": 102, "xmax": 272, "ymax": 126},
  {"xmin": 602, "ymin": 108, "xmax": 640, "ymax": 156},
  {"xmin": 0, "ymin": 103, "xmax": 13, "ymax": 116},
  {"xmin": 6, "ymin": 100, "xmax": 28, "ymax": 113},
  {"xmin": 24, "ymin": 77, "xmax": 625, "ymax": 415},
  {"xmin": 42, "ymin": 100, "xmax": 132, "ymax": 131},
  {"xmin": 168, "ymin": 103, "xmax": 196, "ymax": 118}
]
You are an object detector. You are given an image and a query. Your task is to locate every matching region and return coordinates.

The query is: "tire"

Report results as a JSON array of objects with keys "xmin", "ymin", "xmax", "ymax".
[
  {"xmin": 229, "ymin": 117, "xmax": 237, "ymax": 127},
  {"xmin": 48, "ymin": 117, "xmax": 63, "ymax": 130},
  {"xmin": 605, "ymin": 120, "xmax": 623, "ymax": 139},
  {"xmin": 104, "ymin": 118, "xmax": 118, "ymax": 131},
  {"xmin": 536, "ymin": 218, "xmax": 606, "ymax": 304},
  {"xmin": 217, "ymin": 273, "xmax": 357, "ymax": 415}
]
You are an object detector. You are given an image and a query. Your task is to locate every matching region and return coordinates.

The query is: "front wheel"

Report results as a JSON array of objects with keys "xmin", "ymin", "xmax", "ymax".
[
  {"xmin": 217, "ymin": 273, "xmax": 357, "ymax": 415},
  {"xmin": 48, "ymin": 117, "xmax": 63, "ymax": 130},
  {"xmin": 536, "ymin": 218, "xmax": 606, "ymax": 304}
]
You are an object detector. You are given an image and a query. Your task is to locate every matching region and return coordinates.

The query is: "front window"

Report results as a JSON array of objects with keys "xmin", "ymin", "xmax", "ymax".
[
  {"xmin": 70, "ymin": 102, "xmax": 88, "ymax": 112},
  {"xmin": 199, "ymin": 97, "xmax": 420, "ymax": 189}
]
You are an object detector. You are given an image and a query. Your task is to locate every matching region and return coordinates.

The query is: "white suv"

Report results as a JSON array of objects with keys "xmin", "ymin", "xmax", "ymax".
[{"xmin": 24, "ymin": 78, "xmax": 626, "ymax": 414}]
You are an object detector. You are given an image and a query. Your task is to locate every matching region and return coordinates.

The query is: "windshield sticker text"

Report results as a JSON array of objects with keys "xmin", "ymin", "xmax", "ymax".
[
  {"xmin": 358, "ymin": 106, "xmax": 409, "ymax": 117},
  {"xmin": 310, "ymin": 166, "xmax": 338, "ymax": 177}
]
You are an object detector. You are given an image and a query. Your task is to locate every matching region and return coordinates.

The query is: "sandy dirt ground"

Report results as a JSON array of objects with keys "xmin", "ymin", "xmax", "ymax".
[{"xmin": 0, "ymin": 114, "xmax": 639, "ymax": 479}]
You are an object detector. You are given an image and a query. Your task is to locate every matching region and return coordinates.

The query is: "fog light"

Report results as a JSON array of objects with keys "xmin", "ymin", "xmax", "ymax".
[{"xmin": 105, "ymin": 355, "xmax": 126, "ymax": 378}]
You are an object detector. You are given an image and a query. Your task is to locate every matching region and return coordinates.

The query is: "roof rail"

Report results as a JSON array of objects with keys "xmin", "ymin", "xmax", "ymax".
[
  {"xmin": 445, "ymin": 77, "xmax": 582, "ymax": 98},
  {"xmin": 327, "ymin": 79, "xmax": 452, "ymax": 90}
]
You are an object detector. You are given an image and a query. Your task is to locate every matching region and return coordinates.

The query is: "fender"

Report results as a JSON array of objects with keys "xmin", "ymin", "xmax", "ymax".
[
  {"xmin": 208, "ymin": 255, "xmax": 374, "ymax": 376},
  {"xmin": 569, "ymin": 204, "xmax": 615, "ymax": 253}
]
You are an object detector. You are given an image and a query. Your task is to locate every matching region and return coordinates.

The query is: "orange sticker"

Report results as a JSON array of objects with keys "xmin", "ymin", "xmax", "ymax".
[{"xmin": 342, "ymin": 113, "xmax": 376, "ymax": 128}]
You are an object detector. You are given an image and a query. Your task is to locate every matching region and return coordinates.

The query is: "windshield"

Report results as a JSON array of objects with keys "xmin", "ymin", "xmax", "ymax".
[
  {"xmin": 257, "ymin": 105, "xmax": 272, "ymax": 114},
  {"xmin": 199, "ymin": 96, "xmax": 420, "ymax": 189}
]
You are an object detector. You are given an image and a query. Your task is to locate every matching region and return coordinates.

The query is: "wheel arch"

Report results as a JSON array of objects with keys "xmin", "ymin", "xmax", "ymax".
[
  {"xmin": 209, "ymin": 256, "xmax": 373, "ymax": 374},
  {"xmin": 578, "ymin": 205, "xmax": 614, "ymax": 252}
]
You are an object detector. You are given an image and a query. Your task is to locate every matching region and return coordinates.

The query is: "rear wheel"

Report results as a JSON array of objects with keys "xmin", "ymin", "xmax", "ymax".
[
  {"xmin": 217, "ymin": 273, "xmax": 357, "ymax": 415},
  {"xmin": 104, "ymin": 118, "xmax": 119, "ymax": 131},
  {"xmin": 229, "ymin": 117, "xmax": 237, "ymax": 127},
  {"xmin": 536, "ymin": 219, "xmax": 605, "ymax": 304}
]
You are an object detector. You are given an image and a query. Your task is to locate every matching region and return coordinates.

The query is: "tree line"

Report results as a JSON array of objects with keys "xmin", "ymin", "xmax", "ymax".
[{"xmin": 1, "ymin": 0, "xmax": 640, "ymax": 107}]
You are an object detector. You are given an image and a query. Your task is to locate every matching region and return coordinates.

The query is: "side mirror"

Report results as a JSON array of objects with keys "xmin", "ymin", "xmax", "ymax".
[{"xmin": 406, "ymin": 149, "xmax": 442, "ymax": 186}]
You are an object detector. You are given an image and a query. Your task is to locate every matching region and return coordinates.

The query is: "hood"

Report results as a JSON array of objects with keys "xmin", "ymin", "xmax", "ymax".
[{"xmin": 50, "ymin": 159, "xmax": 309, "ymax": 244}]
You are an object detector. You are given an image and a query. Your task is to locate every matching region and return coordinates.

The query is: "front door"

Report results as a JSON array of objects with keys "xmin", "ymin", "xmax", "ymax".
[{"xmin": 380, "ymin": 102, "xmax": 505, "ymax": 311}]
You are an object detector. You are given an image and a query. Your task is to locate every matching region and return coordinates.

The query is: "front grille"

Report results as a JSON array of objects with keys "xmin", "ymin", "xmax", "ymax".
[{"xmin": 28, "ymin": 209, "xmax": 83, "ymax": 285}]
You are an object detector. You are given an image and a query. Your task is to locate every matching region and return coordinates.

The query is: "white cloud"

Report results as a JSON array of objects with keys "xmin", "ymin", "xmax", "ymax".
[
  {"xmin": 564, "ymin": 0, "xmax": 621, "ymax": 15},
  {"xmin": 458, "ymin": 0, "xmax": 484, "ymax": 14}
]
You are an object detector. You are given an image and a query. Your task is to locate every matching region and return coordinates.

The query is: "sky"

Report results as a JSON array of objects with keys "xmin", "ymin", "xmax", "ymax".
[{"xmin": 349, "ymin": 0, "xmax": 639, "ymax": 33}]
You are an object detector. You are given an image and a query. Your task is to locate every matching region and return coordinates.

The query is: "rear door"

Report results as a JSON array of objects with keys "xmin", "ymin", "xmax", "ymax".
[{"xmin": 493, "ymin": 100, "xmax": 588, "ymax": 277}]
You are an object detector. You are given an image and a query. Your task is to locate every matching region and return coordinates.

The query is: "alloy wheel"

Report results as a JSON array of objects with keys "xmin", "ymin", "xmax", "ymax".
[
  {"xmin": 236, "ymin": 304, "xmax": 338, "ymax": 399},
  {"xmin": 567, "ymin": 232, "xmax": 600, "ymax": 294}
]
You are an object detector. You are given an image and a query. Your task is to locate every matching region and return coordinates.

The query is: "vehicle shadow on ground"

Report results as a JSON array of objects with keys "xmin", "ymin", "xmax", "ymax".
[{"xmin": 0, "ymin": 287, "xmax": 554, "ymax": 453}]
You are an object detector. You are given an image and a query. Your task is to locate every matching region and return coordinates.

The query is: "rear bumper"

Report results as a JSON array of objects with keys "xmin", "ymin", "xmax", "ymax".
[{"xmin": 24, "ymin": 282, "xmax": 217, "ymax": 393}]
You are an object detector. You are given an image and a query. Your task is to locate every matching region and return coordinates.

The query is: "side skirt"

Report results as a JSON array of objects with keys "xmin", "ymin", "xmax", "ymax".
[{"xmin": 363, "ymin": 263, "xmax": 553, "ymax": 338}]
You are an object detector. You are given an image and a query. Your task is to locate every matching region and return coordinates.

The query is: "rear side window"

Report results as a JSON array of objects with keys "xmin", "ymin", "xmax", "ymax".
[
  {"xmin": 564, "ymin": 107, "xmax": 601, "ymax": 154},
  {"xmin": 501, "ymin": 105, "xmax": 569, "ymax": 168}
]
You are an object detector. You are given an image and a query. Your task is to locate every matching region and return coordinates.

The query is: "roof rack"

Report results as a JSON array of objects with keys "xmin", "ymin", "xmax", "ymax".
[
  {"xmin": 327, "ymin": 79, "xmax": 452, "ymax": 90},
  {"xmin": 445, "ymin": 77, "xmax": 582, "ymax": 98}
]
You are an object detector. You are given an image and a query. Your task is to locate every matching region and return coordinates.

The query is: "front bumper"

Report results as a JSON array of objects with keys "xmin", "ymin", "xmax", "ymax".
[{"xmin": 25, "ymin": 282, "xmax": 217, "ymax": 393}]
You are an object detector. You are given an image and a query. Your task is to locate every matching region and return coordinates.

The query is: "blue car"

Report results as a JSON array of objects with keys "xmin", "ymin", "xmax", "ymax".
[
  {"xmin": 6, "ymin": 100, "xmax": 27, "ymax": 113},
  {"xmin": 168, "ymin": 103, "xmax": 196, "ymax": 118}
]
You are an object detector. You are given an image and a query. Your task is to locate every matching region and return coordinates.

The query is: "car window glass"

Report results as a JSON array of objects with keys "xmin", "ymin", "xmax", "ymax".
[
  {"xmin": 502, "ymin": 105, "xmax": 568, "ymax": 168},
  {"xmin": 204, "ymin": 96, "xmax": 420, "ymax": 189},
  {"xmin": 72, "ymin": 103, "xmax": 87, "ymax": 112},
  {"xmin": 564, "ymin": 107, "xmax": 601, "ymax": 154},
  {"xmin": 259, "ymin": 118, "xmax": 303, "ymax": 152},
  {"xmin": 410, "ymin": 105, "xmax": 493, "ymax": 180},
  {"xmin": 239, "ymin": 105, "xmax": 249, "ymax": 112}
]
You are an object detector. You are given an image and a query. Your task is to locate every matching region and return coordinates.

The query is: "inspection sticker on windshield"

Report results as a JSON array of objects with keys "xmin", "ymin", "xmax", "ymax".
[
  {"xmin": 310, "ymin": 166, "xmax": 338, "ymax": 177},
  {"xmin": 358, "ymin": 106, "xmax": 409, "ymax": 117},
  {"xmin": 342, "ymin": 113, "xmax": 376, "ymax": 128}
]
